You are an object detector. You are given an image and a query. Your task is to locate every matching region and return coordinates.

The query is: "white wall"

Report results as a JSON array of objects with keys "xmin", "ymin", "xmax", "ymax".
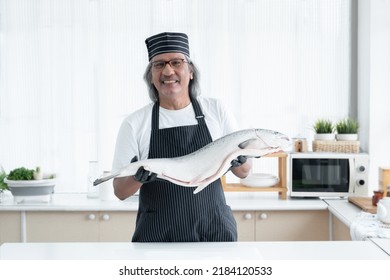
[
  {"xmin": 358, "ymin": 0, "xmax": 390, "ymax": 192},
  {"xmin": 0, "ymin": 1, "xmax": 354, "ymax": 192}
]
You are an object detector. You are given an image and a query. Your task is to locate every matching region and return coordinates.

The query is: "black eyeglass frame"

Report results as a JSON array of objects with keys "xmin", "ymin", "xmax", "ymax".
[{"xmin": 150, "ymin": 58, "xmax": 189, "ymax": 70}]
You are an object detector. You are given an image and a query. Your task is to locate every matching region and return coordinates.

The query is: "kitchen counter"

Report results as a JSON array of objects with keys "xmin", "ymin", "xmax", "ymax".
[
  {"xmin": 1, "ymin": 194, "xmax": 387, "ymax": 260},
  {"xmin": 1, "ymin": 192, "xmax": 381, "ymax": 244},
  {"xmin": 0, "ymin": 192, "xmax": 328, "ymax": 211},
  {"xmin": 1, "ymin": 240, "xmax": 389, "ymax": 260},
  {"xmin": 370, "ymin": 238, "xmax": 390, "ymax": 255},
  {"xmin": 325, "ymin": 198, "xmax": 361, "ymax": 227},
  {"xmin": 0, "ymin": 192, "xmax": 345, "ymax": 244}
]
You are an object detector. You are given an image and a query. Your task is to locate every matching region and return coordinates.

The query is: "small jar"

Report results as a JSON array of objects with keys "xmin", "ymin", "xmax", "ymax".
[
  {"xmin": 372, "ymin": 190, "xmax": 384, "ymax": 206},
  {"xmin": 292, "ymin": 138, "xmax": 308, "ymax": 153}
]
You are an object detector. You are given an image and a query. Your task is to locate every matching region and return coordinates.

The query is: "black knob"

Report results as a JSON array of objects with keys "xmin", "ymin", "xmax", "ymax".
[
  {"xmin": 358, "ymin": 166, "xmax": 366, "ymax": 172},
  {"xmin": 357, "ymin": 179, "xmax": 365, "ymax": 186}
]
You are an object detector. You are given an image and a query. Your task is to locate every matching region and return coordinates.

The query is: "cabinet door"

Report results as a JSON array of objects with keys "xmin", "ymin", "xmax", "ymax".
[
  {"xmin": 98, "ymin": 211, "xmax": 137, "ymax": 242},
  {"xmin": 332, "ymin": 215, "xmax": 351, "ymax": 240},
  {"xmin": 255, "ymin": 210, "xmax": 329, "ymax": 241},
  {"xmin": 26, "ymin": 211, "xmax": 100, "ymax": 242},
  {"xmin": 0, "ymin": 212, "xmax": 21, "ymax": 244},
  {"xmin": 233, "ymin": 211, "xmax": 256, "ymax": 241}
]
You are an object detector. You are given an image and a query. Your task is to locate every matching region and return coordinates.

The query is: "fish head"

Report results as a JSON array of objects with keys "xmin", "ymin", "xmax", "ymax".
[
  {"xmin": 254, "ymin": 129, "xmax": 291, "ymax": 150},
  {"xmin": 237, "ymin": 129, "xmax": 291, "ymax": 152}
]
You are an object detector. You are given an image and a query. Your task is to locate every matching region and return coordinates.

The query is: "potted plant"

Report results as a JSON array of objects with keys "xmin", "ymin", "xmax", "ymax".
[
  {"xmin": 0, "ymin": 165, "xmax": 8, "ymax": 202},
  {"xmin": 313, "ymin": 119, "xmax": 335, "ymax": 140},
  {"xmin": 335, "ymin": 118, "xmax": 359, "ymax": 141}
]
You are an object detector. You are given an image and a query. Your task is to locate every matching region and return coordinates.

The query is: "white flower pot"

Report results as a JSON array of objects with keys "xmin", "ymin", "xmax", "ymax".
[
  {"xmin": 336, "ymin": 134, "xmax": 358, "ymax": 141},
  {"xmin": 314, "ymin": 133, "xmax": 335, "ymax": 141}
]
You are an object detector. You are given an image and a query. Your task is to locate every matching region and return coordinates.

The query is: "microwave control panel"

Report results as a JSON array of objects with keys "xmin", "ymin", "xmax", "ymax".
[{"xmin": 353, "ymin": 154, "xmax": 369, "ymax": 196}]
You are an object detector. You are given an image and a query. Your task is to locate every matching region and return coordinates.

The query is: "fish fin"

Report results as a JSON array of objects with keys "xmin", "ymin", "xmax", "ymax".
[
  {"xmin": 193, "ymin": 183, "xmax": 209, "ymax": 194},
  {"xmin": 188, "ymin": 174, "xmax": 204, "ymax": 185},
  {"xmin": 238, "ymin": 138, "xmax": 257, "ymax": 149}
]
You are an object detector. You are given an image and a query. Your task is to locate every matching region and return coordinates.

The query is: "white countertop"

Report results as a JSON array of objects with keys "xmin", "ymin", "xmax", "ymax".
[
  {"xmin": 2, "ymin": 193, "xmax": 389, "ymax": 260},
  {"xmin": 325, "ymin": 198, "xmax": 361, "ymax": 227},
  {"xmin": 370, "ymin": 238, "xmax": 390, "ymax": 255},
  {"xmin": 0, "ymin": 192, "xmax": 328, "ymax": 211},
  {"xmin": 1, "ymin": 241, "xmax": 388, "ymax": 260}
]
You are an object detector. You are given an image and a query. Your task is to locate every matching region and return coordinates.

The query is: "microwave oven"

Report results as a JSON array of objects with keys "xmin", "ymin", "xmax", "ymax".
[{"xmin": 289, "ymin": 152, "xmax": 369, "ymax": 198}]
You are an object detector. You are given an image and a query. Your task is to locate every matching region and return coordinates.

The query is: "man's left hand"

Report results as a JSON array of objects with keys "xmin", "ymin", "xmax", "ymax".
[{"xmin": 230, "ymin": 155, "xmax": 247, "ymax": 168}]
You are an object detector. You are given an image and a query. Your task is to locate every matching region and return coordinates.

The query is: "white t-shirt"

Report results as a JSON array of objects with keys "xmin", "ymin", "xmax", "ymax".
[{"xmin": 111, "ymin": 96, "xmax": 238, "ymax": 172}]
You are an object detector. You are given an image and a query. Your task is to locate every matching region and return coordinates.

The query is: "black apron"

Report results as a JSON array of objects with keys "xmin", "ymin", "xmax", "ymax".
[{"xmin": 132, "ymin": 98, "xmax": 237, "ymax": 242}]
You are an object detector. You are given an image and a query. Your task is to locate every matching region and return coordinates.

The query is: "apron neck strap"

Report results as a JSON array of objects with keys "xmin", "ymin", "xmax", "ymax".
[{"xmin": 151, "ymin": 97, "xmax": 206, "ymax": 130}]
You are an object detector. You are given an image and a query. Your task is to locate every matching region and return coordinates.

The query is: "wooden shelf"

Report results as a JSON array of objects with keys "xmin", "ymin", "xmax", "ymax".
[{"xmin": 222, "ymin": 152, "xmax": 288, "ymax": 199}]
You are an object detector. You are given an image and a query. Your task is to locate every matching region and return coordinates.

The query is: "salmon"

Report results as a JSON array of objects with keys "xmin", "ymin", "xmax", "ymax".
[{"xmin": 94, "ymin": 128, "xmax": 290, "ymax": 194}]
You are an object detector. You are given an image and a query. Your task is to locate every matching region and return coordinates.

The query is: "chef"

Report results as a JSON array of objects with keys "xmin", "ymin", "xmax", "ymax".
[{"xmin": 112, "ymin": 32, "xmax": 252, "ymax": 242}]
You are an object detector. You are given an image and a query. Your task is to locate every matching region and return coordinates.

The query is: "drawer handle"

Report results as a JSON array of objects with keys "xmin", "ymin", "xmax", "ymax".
[
  {"xmin": 87, "ymin": 214, "xmax": 96, "ymax": 220},
  {"xmin": 101, "ymin": 214, "xmax": 110, "ymax": 221},
  {"xmin": 259, "ymin": 213, "xmax": 268, "ymax": 220},
  {"xmin": 244, "ymin": 213, "xmax": 253, "ymax": 220}
]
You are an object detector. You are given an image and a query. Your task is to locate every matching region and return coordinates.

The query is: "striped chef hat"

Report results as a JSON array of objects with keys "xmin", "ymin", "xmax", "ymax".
[{"xmin": 145, "ymin": 32, "xmax": 190, "ymax": 61}]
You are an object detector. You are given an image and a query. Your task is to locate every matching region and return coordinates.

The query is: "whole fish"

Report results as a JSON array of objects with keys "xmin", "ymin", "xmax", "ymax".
[{"xmin": 94, "ymin": 128, "xmax": 290, "ymax": 194}]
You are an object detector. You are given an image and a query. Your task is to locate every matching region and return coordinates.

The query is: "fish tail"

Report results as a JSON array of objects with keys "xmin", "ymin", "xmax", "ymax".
[
  {"xmin": 193, "ymin": 183, "xmax": 208, "ymax": 194},
  {"xmin": 93, "ymin": 172, "xmax": 119, "ymax": 186}
]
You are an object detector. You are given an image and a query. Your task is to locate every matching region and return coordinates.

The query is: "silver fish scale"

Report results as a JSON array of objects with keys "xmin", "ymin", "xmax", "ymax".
[
  {"xmin": 193, "ymin": 129, "xmax": 256, "ymax": 153},
  {"xmin": 94, "ymin": 128, "xmax": 290, "ymax": 190}
]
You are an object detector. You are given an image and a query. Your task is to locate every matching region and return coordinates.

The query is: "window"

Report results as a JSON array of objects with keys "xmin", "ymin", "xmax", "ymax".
[{"xmin": 0, "ymin": 0, "xmax": 353, "ymax": 192}]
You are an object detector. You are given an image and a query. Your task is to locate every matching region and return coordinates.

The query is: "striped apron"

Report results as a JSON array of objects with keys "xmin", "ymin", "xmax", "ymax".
[{"xmin": 132, "ymin": 98, "xmax": 237, "ymax": 242}]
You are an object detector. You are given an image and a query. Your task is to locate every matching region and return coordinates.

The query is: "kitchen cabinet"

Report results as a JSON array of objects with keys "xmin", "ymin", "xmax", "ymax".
[
  {"xmin": 26, "ymin": 211, "xmax": 137, "ymax": 242},
  {"xmin": 0, "ymin": 194, "xmax": 347, "ymax": 243},
  {"xmin": 0, "ymin": 212, "xmax": 22, "ymax": 244},
  {"xmin": 255, "ymin": 210, "xmax": 329, "ymax": 241},
  {"xmin": 24, "ymin": 210, "xmax": 328, "ymax": 242},
  {"xmin": 234, "ymin": 210, "xmax": 329, "ymax": 241},
  {"xmin": 331, "ymin": 215, "xmax": 352, "ymax": 241},
  {"xmin": 233, "ymin": 211, "xmax": 256, "ymax": 241}
]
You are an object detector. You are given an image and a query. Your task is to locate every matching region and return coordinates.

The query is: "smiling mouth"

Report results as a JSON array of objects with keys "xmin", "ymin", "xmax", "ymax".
[{"xmin": 162, "ymin": 80, "xmax": 179, "ymax": 84}]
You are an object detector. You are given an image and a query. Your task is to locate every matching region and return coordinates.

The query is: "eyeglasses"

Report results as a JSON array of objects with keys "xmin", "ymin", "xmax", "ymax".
[{"xmin": 151, "ymin": 59, "xmax": 188, "ymax": 71}]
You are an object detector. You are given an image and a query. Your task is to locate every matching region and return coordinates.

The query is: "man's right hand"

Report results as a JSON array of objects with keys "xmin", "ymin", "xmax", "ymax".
[{"xmin": 131, "ymin": 156, "xmax": 158, "ymax": 184}]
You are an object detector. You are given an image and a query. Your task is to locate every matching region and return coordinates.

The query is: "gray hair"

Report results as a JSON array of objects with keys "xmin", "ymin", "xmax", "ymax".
[{"xmin": 143, "ymin": 56, "xmax": 201, "ymax": 102}]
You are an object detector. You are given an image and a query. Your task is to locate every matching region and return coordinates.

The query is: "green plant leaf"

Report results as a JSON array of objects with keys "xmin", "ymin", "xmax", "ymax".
[
  {"xmin": 336, "ymin": 118, "xmax": 359, "ymax": 134},
  {"xmin": 0, "ymin": 171, "xmax": 8, "ymax": 191},
  {"xmin": 7, "ymin": 167, "xmax": 35, "ymax": 181},
  {"xmin": 313, "ymin": 119, "xmax": 334, "ymax": 133}
]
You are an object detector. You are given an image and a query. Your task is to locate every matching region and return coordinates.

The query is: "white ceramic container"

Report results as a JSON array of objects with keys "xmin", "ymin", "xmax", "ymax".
[
  {"xmin": 99, "ymin": 171, "xmax": 113, "ymax": 201},
  {"xmin": 377, "ymin": 197, "xmax": 390, "ymax": 224},
  {"xmin": 336, "ymin": 134, "xmax": 358, "ymax": 141},
  {"xmin": 314, "ymin": 133, "xmax": 335, "ymax": 141},
  {"xmin": 240, "ymin": 173, "xmax": 279, "ymax": 188}
]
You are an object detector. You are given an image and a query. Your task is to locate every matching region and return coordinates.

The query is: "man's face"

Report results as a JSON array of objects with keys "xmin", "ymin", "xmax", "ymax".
[{"xmin": 150, "ymin": 53, "xmax": 193, "ymax": 102}]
